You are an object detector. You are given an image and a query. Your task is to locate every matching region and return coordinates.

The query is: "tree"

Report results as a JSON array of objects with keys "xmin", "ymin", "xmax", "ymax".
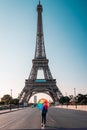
[
  {"xmin": 65, "ymin": 96, "xmax": 70, "ymax": 103},
  {"xmin": 1, "ymin": 94, "xmax": 12, "ymax": 105},
  {"xmin": 59, "ymin": 96, "xmax": 70, "ymax": 104},
  {"xmin": 77, "ymin": 94, "xmax": 87, "ymax": 105},
  {"xmin": 0, "ymin": 101, "xmax": 4, "ymax": 105},
  {"xmin": 12, "ymin": 98, "xmax": 19, "ymax": 105}
]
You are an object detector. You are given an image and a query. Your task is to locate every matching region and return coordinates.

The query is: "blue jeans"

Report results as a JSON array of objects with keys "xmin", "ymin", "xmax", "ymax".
[{"xmin": 42, "ymin": 113, "xmax": 46, "ymax": 124}]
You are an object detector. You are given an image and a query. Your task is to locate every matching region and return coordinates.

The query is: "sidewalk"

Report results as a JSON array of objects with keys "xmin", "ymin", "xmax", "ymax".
[
  {"xmin": 0, "ymin": 108, "xmax": 23, "ymax": 114},
  {"xmin": 55, "ymin": 105, "xmax": 87, "ymax": 112}
]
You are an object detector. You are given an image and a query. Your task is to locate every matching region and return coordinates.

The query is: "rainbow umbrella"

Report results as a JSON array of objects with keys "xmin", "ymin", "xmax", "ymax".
[{"xmin": 37, "ymin": 98, "xmax": 49, "ymax": 110}]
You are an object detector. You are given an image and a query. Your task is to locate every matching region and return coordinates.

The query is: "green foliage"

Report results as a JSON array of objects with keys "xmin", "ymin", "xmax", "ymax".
[
  {"xmin": 0, "ymin": 101, "xmax": 4, "ymax": 105},
  {"xmin": 1, "ymin": 94, "xmax": 12, "ymax": 105},
  {"xmin": 59, "ymin": 94, "xmax": 87, "ymax": 105},
  {"xmin": 77, "ymin": 94, "xmax": 87, "ymax": 105},
  {"xmin": 59, "ymin": 96, "xmax": 70, "ymax": 104},
  {"xmin": 12, "ymin": 98, "xmax": 19, "ymax": 105}
]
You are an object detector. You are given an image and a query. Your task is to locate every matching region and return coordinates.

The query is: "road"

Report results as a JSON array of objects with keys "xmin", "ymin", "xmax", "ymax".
[{"xmin": 0, "ymin": 106, "xmax": 87, "ymax": 129}]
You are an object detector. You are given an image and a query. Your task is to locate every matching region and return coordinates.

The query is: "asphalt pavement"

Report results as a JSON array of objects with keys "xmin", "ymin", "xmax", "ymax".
[{"xmin": 0, "ymin": 106, "xmax": 87, "ymax": 129}]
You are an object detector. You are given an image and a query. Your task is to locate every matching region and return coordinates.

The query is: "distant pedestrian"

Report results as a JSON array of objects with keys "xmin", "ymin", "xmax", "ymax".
[{"xmin": 41, "ymin": 103, "xmax": 48, "ymax": 128}]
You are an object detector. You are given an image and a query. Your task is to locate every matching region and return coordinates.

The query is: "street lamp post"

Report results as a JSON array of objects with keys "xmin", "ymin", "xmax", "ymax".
[
  {"xmin": 11, "ymin": 89, "xmax": 12, "ymax": 98},
  {"xmin": 74, "ymin": 88, "xmax": 76, "ymax": 97},
  {"xmin": 65, "ymin": 92, "xmax": 67, "ymax": 96},
  {"xmin": 18, "ymin": 93, "xmax": 20, "ymax": 109},
  {"xmin": 74, "ymin": 88, "xmax": 77, "ymax": 109},
  {"xmin": 10, "ymin": 89, "xmax": 12, "ymax": 111}
]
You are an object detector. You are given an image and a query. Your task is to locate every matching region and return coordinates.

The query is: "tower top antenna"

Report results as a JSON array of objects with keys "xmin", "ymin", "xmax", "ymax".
[{"xmin": 39, "ymin": 0, "xmax": 40, "ymax": 5}]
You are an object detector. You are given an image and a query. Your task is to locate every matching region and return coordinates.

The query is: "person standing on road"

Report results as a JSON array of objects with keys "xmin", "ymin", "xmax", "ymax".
[{"xmin": 41, "ymin": 103, "xmax": 48, "ymax": 128}]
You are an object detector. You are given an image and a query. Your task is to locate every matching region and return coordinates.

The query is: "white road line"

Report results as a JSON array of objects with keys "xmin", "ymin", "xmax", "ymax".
[{"xmin": 49, "ymin": 117, "xmax": 55, "ymax": 122}]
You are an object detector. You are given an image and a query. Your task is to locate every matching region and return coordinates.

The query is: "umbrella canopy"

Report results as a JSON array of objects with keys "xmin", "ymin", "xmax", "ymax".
[{"xmin": 37, "ymin": 98, "xmax": 49, "ymax": 110}]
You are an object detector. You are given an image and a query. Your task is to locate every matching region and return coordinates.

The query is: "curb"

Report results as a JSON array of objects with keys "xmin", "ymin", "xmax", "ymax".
[{"xmin": 0, "ymin": 108, "xmax": 23, "ymax": 114}]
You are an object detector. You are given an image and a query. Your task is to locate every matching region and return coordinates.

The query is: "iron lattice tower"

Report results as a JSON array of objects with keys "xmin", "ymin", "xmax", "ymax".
[{"xmin": 19, "ymin": 1, "xmax": 62, "ymax": 103}]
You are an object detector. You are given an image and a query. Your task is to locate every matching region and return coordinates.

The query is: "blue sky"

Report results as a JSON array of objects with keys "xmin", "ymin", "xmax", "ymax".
[{"xmin": 0, "ymin": 0, "xmax": 87, "ymax": 100}]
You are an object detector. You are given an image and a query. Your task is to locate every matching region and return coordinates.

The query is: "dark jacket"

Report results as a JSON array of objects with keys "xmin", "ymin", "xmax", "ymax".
[{"xmin": 42, "ymin": 106, "xmax": 48, "ymax": 114}]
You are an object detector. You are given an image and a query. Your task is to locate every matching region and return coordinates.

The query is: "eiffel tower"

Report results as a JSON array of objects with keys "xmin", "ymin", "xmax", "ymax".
[{"xmin": 19, "ymin": 1, "xmax": 62, "ymax": 103}]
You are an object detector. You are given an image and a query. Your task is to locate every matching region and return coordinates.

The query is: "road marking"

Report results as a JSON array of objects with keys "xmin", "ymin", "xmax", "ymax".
[{"xmin": 50, "ymin": 118, "xmax": 55, "ymax": 122}]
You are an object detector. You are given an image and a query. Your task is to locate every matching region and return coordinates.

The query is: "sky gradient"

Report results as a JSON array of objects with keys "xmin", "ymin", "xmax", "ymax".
[{"xmin": 0, "ymin": 0, "xmax": 87, "ymax": 100}]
